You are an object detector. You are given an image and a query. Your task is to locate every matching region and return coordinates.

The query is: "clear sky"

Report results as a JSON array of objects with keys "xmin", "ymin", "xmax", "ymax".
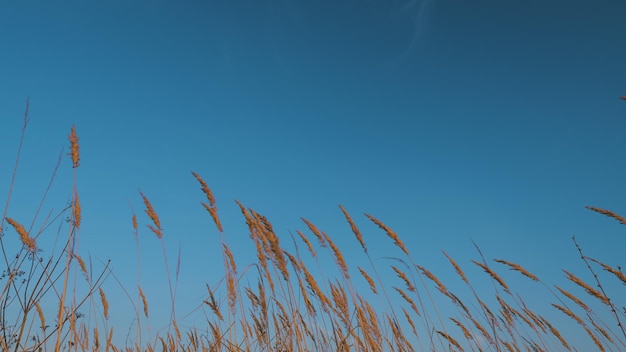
[{"xmin": 1, "ymin": 0, "xmax": 625, "ymax": 349}]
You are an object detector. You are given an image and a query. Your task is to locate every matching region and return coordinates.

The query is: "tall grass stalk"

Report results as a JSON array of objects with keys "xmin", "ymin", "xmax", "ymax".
[{"xmin": 1, "ymin": 100, "xmax": 624, "ymax": 351}]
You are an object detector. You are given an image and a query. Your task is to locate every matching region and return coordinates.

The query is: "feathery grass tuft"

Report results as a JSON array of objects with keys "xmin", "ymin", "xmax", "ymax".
[{"xmin": 2, "ymin": 103, "xmax": 624, "ymax": 351}]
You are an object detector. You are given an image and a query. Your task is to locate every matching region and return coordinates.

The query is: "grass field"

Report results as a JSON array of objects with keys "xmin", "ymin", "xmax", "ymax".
[{"xmin": 1, "ymin": 101, "xmax": 624, "ymax": 351}]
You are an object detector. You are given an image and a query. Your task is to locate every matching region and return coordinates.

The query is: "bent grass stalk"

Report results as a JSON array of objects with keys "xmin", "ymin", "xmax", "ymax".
[{"xmin": 1, "ymin": 103, "xmax": 625, "ymax": 351}]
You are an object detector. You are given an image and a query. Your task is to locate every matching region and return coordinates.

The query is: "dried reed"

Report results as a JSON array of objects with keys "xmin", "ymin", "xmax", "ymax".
[
  {"xmin": 586, "ymin": 257, "xmax": 626, "ymax": 285},
  {"xmin": 539, "ymin": 316, "xmax": 570, "ymax": 350},
  {"xmin": 100, "ymin": 288, "xmax": 109, "ymax": 320},
  {"xmin": 585, "ymin": 206, "xmax": 626, "ymax": 226},
  {"xmin": 365, "ymin": 214, "xmax": 409, "ymax": 256},
  {"xmin": 73, "ymin": 192, "xmax": 81, "ymax": 228},
  {"xmin": 358, "ymin": 266, "xmax": 377, "ymax": 294},
  {"xmin": 323, "ymin": 231, "xmax": 349, "ymax": 279},
  {"xmin": 4, "ymin": 113, "xmax": 626, "ymax": 351},
  {"xmin": 301, "ymin": 218, "xmax": 327, "ymax": 248},
  {"xmin": 443, "ymin": 251, "xmax": 469, "ymax": 284},
  {"xmin": 472, "ymin": 260, "xmax": 510, "ymax": 293},
  {"xmin": 436, "ymin": 330, "xmax": 463, "ymax": 351},
  {"xmin": 555, "ymin": 285, "xmax": 590, "ymax": 312},
  {"xmin": 417, "ymin": 265, "xmax": 448, "ymax": 296},
  {"xmin": 6, "ymin": 217, "xmax": 37, "ymax": 252},
  {"xmin": 296, "ymin": 230, "xmax": 316, "ymax": 257},
  {"xmin": 392, "ymin": 265, "xmax": 415, "ymax": 292},
  {"xmin": 563, "ymin": 270, "xmax": 610, "ymax": 305},
  {"xmin": 140, "ymin": 192, "xmax": 162, "ymax": 239},
  {"xmin": 494, "ymin": 259, "xmax": 539, "ymax": 281},
  {"xmin": 68, "ymin": 124, "xmax": 80, "ymax": 168},
  {"xmin": 394, "ymin": 286, "xmax": 420, "ymax": 316},
  {"xmin": 138, "ymin": 285, "xmax": 149, "ymax": 318},
  {"xmin": 339, "ymin": 205, "xmax": 366, "ymax": 253}
]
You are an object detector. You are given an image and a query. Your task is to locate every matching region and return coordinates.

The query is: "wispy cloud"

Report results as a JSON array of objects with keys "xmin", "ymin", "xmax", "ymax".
[{"xmin": 386, "ymin": 0, "xmax": 435, "ymax": 65}]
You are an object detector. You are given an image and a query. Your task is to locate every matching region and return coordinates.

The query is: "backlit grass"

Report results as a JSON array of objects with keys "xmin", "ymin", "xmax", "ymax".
[{"xmin": 1, "ymin": 100, "xmax": 624, "ymax": 351}]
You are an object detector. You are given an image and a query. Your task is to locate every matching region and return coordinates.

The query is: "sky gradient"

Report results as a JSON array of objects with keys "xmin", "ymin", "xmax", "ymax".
[{"xmin": 1, "ymin": 0, "xmax": 625, "ymax": 349}]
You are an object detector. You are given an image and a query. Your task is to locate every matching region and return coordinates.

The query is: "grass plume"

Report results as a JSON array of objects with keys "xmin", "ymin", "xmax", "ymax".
[{"xmin": 1, "ymin": 102, "xmax": 624, "ymax": 351}]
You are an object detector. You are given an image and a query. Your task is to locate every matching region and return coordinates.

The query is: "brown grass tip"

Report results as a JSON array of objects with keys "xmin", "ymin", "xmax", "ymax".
[
  {"xmin": 365, "ymin": 214, "xmax": 409, "ymax": 256},
  {"xmin": 192, "ymin": 172, "xmax": 216, "ymax": 207},
  {"xmin": 494, "ymin": 259, "xmax": 539, "ymax": 281},
  {"xmin": 339, "ymin": 205, "xmax": 367, "ymax": 253},
  {"xmin": 392, "ymin": 265, "xmax": 415, "ymax": 292},
  {"xmin": 138, "ymin": 285, "xmax": 149, "ymax": 318},
  {"xmin": 99, "ymin": 288, "xmax": 109, "ymax": 320},
  {"xmin": 563, "ymin": 270, "xmax": 610, "ymax": 306},
  {"xmin": 586, "ymin": 257, "xmax": 626, "ymax": 285},
  {"xmin": 472, "ymin": 260, "xmax": 510, "ymax": 293},
  {"xmin": 442, "ymin": 251, "xmax": 469, "ymax": 284},
  {"xmin": 6, "ymin": 217, "xmax": 37, "ymax": 252},
  {"xmin": 139, "ymin": 192, "xmax": 163, "ymax": 238},
  {"xmin": 358, "ymin": 266, "xmax": 377, "ymax": 294},
  {"xmin": 68, "ymin": 125, "xmax": 80, "ymax": 168},
  {"xmin": 585, "ymin": 206, "xmax": 626, "ymax": 226},
  {"xmin": 73, "ymin": 193, "xmax": 81, "ymax": 228}
]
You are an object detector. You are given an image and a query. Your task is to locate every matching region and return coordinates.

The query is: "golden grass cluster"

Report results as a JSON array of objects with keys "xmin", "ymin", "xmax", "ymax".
[
  {"xmin": 5, "ymin": 217, "xmax": 37, "ymax": 252},
  {"xmin": 1, "ymin": 106, "xmax": 625, "ymax": 351}
]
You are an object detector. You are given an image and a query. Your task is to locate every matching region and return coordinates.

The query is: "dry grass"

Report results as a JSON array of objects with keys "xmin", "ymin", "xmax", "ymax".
[{"xmin": 2, "ymin": 102, "xmax": 625, "ymax": 351}]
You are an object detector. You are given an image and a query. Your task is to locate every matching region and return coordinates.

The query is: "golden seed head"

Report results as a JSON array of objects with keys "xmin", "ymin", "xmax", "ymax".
[
  {"xmin": 417, "ymin": 265, "xmax": 448, "ymax": 295},
  {"xmin": 365, "ymin": 213, "xmax": 409, "ymax": 256},
  {"xmin": 552, "ymin": 303, "xmax": 584, "ymax": 325},
  {"xmin": 106, "ymin": 327, "xmax": 114, "ymax": 348},
  {"xmin": 173, "ymin": 320, "xmax": 182, "ymax": 341},
  {"xmin": 585, "ymin": 206, "xmax": 626, "ymax": 226},
  {"xmin": 204, "ymin": 284, "xmax": 223, "ymax": 321},
  {"xmin": 436, "ymin": 330, "xmax": 462, "ymax": 350},
  {"xmin": 450, "ymin": 318, "xmax": 472, "ymax": 339},
  {"xmin": 93, "ymin": 327, "xmax": 100, "ymax": 350},
  {"xmin": 394, "ymin": 286, "xmax": 420, "ymax": 316},
  {"xmin": 587, "ymin": 257, "xmax": 626, "ymax": 285},
  {"xmin": 494, "ymin": 259, "xmax": 539, "ymax": 281},
  {"xmin": 323, "ymin": 232, "xmax": 349, "ymax": 279},
  {"xmin": 555, "ymin": 285, "xmax": 590, "ymax": 312},
  {"xmin": 402, "ymin": 308, "xmax": 418, "ymax": 337},
  {"xmin": 392, "ymin": 265, "xmax": 415, "ymax": 292},
  {"xmin": 443, "ymin": 251, "xmax": 468, "ymax": 284},
  {"xmin": 99, "ymin": 288, "xmax": 109, "ymax": 320},
  {"xmin": 6, "ymin": 217, "xmax": 37, "ymax": 252},
  {"xmin": 296, "ymin": 230, "xmax": 316, "ymax": 257},
  {"xmin": 301, "ymin": 218, "xmax": 326, "ymax": 248},
  {"xmin": 564, "ymin": 270, "xmax": 610, "ymax": 305},
  {"xmin": 223, "ymin": 244, "xmax": 238, "ymax": 314},
  {"xmin": 138, "ymin": 285, "xmax": 149, "ymax": 318},
  {"xmin": 202, "ymin": 203, "xmax": 223, "ymax": 232},
  {"xmin": 192, "ymin": 172, "xmax": 216, "ymax": 207},
  {"xmin": 35, "ymin": 302, "xmax": 46, "ymax": 331},
  {"xmin": 470, "ymin": 316, "xmax": 495, "ymax": 346},
  {"xmin": 132, "ymin": 214, "xmax": 138, "ymax": 232},
  {"xmin": 584, "ymin": 326, "xmax": 606, "ymax": 351},
  {"xmin": 540, "ymin": 316, "xmax": 569, "ymax": 350},
  {"xmin": 472, "ymin": 260, "xmax": 510, "ymax": 293},
  {"xmin": 140, "ymin": 192, "xmax": 162, "ymax": 238},
  {"xmin": 339, "ymin": 205, "xmax": 367, "ymax": 253},
  {"xmin": 74, "ymin": 253, "xmax": 88, "ymax": 276},
  {"xmin": 73, "ymin": 193, "xmax": 81, "ymax": 229},
  {"xmin": 68, "ymin": 125, "xmax": 80, "ymax": 168},
  {"xmin": 222, "ymin": 243, "xmax": 237, "ymax": 275},
  {"xmin": 358, "ymin": 266, "xmax": 377, "ymax": 294}
]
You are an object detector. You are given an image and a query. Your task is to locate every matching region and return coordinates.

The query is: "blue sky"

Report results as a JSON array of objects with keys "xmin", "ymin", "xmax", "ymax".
[{"xmin": 1, "ymin": 0, "xmax": 625, "ymax": 349}]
